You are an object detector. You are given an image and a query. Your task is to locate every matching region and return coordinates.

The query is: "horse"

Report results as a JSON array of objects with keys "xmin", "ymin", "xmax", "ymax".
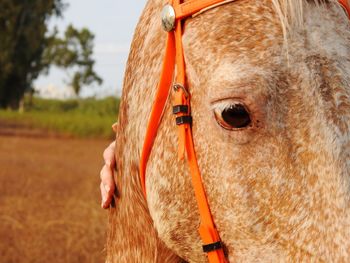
[{"xmin": 106, "ymin": 0, "xmax": 350, "ymax": 262}]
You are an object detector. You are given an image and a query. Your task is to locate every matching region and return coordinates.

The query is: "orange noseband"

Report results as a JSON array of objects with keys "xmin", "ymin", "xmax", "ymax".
[{"xmin": 139, "ymin": 1, "xmax": 350, "ymax": 262}]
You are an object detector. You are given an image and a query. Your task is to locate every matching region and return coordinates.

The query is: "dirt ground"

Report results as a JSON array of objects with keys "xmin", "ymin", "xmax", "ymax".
[{"xmin": 0, "ymin": 131, "xmax": 111, "ymax": 263}]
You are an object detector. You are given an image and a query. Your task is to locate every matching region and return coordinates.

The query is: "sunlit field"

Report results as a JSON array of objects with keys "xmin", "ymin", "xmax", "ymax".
[
  {"xmin": 0, "ymin": 97, "xmax": 119, "ymax": 139},
  {"xmin": 0, "ymin": 97, "xmax": 119, "ymax": 262},
  {"xmin": 0, "ymin": 133, "xmax": 110, "ymax": 263},
  {"xmin": 0, "ymin": 0, "xmax": 133, "ymax": 261}
]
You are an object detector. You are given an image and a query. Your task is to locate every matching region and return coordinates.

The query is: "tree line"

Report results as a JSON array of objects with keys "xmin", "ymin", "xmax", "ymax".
[{"xmin": 0, "ymin": 0, "xmax": 102, "ymax": 109}]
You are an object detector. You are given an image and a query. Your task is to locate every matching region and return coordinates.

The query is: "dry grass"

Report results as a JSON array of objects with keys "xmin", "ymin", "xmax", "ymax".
[{"xmin": 0, "ymin": 132, "xmax": 110, "ymax": 263}]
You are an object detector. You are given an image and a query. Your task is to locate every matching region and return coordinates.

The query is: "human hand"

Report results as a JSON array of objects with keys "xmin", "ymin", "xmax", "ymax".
[{"xmin": 100, "ymin": 123, "xmax": 118, "ymax": 209}]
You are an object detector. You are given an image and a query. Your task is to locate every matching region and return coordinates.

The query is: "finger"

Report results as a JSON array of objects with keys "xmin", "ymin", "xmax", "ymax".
[
  {"xmin": 103, "ymin": 188, "xmax": 114, "ymax": 209},
  {"xmin": 112, "ymin": 123, "xmax": 118, "ymax": 133},
  {"xmin": 103, "ymin": 141, "xmax": 116, "ymax": 168},
  {"xmin": 100, "ymin": 165, "xmax": 116, "ymax": 209},
  {"xmin": 100, "ymin": 164, "xmax": 116, "ymax": 193},
  {"xmin": 100, "ymin": 182, "xmax": 108, "ymax": 208},
  {"xmin": 101, "ymin": 181, "xmax": 114, "ymax": 209}
]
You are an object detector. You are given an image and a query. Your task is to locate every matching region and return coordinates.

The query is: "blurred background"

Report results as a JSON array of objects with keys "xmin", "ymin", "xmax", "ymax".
[{"xmin": 0, "ymin": 0, "xmax": 145, "ymax": 262}]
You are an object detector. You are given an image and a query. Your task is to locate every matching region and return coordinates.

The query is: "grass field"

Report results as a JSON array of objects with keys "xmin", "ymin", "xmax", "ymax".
[
  {"xmin": 0, "ymin": 96, "xmax": 120, "ymax": 139},
  {"xmin": 0, "ymin": 96, "xmax": 116, "ymax": 262},
  {"xmin": 0, "ymin": 132, "xmax": 111, "ymax": 263}
]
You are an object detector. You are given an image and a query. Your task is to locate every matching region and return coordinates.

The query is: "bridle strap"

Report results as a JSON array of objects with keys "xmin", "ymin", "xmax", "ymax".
[
  {"xmin": 175, "ymin": 0, "xmax": 235, "ymax": 19},
  {"xmin": 339, "ymin": 0, "xmax": 350, "ymax": 17},
  {"xmin": 139, "ymin": 1, "xmax": 350, "ymax": 263},
  {"xmin": 173, "ymin": 1, "xmax": 227, "ymax": 262},
  {"xmin": 140, "ymin": 1, "xmax": 229, "ymax": 262},
  {"xmin": 139, "ymin": 33, "xmax": 176, "ymax": 195}
]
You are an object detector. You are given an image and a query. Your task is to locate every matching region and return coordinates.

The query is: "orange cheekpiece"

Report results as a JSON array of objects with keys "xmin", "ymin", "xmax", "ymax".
[
  {"xmin": 140, "ymin": 1, "xmax": 229, "ymax": 262},
  {"xmin": 139, "ymin": 1, "xmax": 350, "ymax": 263}
]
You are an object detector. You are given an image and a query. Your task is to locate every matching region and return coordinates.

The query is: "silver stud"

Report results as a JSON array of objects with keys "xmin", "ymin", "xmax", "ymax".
[{"xmin": 161, "ymin": 4, "xmax": 176, "ymax": 32}]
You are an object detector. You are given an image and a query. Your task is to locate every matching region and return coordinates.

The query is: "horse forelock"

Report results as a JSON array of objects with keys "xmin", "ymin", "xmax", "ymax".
[{"xmin": 272, "ymin": 0, "xmax": 349, "ymax": 41}]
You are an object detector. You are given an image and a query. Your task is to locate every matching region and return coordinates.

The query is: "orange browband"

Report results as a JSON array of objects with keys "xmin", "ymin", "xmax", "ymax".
[{"xmin": 139, "ymin": 1, "xmax": 350, "ymax": 263}]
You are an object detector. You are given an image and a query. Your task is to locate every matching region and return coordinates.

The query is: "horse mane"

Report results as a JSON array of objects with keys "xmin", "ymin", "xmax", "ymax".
[{"xmin": 272, "ymin": 0, "xmax": 348, "ymax": 39}]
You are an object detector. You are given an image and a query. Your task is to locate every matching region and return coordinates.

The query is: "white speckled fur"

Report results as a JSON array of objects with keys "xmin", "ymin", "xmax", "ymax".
[{"xmin": 107, "ymin": 0, "xmax": 350, "ymax": 262}]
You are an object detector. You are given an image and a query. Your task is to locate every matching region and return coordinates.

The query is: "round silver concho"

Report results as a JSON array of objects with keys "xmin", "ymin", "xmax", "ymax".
[{"xmin": 161, "ymin": 4, "xmax": 176, "ymax": 32}]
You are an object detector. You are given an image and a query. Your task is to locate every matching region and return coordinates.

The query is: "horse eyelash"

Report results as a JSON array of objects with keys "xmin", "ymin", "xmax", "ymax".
[{"xmin": 211, "ymin": 100, "xmax": 244, "ymax": 112}]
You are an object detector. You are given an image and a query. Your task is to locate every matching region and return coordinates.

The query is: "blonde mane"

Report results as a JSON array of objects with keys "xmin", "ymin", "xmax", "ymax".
[{"xmin": 272, "ymin": 0, "xmax": 348, "ymax": 38}]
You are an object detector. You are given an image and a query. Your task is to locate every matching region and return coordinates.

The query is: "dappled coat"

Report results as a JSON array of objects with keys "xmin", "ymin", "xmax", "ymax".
[{"xmin": 107, "ymin": 0, "xmax": 350, "ymax": 262}]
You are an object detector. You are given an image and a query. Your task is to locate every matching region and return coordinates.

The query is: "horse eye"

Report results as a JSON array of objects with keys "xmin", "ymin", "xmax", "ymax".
[{"xmin": 214, "ymin": 103, "xmax": 251, "ymax": 130}]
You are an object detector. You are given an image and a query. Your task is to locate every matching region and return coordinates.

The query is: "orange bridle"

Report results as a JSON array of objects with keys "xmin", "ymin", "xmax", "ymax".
[
  {"xmin": 139, "ymin": 1, "xmax": 350, "ymax": 262},
  {"xmin": 340, "ymin": 0, "xmax": 350, "ymax": 17}
]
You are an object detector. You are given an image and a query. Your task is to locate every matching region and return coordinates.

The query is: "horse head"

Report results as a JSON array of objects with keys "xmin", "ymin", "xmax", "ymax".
[{"xmin": 108, "ymin": 1, "xmax": 350, "ymax": 262}]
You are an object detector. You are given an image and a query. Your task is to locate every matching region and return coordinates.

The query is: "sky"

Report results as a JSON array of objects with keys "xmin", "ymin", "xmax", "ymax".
[{"xmin": 35, "ymin": 0, "xmax": 147, "ymax": 98}]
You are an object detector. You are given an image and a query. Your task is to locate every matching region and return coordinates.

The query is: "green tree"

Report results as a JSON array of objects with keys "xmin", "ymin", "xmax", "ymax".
[
  {"xmin": 43, "ymin": 25, "xmax": 103, "ymax": 95},
  {"xmin": 0, "ymin": 0, "xmax": 102, "ymax": 109}
]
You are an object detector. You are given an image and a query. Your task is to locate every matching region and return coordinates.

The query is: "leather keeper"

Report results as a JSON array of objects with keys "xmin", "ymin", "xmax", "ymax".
[
  {"xmin": 202, "ymin": 241, "xmax": 223, "ymax": 253},
  {"xmin": 173, "ymin": 105, "xmax": 189, "ymax": 114},
  {"xmin": 175, "ymin": 115, "xmax": 192, "ymax": 125}
]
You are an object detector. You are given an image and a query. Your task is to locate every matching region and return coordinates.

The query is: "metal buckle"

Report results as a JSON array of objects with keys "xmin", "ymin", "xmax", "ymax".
[
  {"xmin": 173, "ymin": 83, "xmax": 189, "ymax": 98},
  {"xmin": 161, "ymin": 4, "xmax": 176, "ymax": 32}
]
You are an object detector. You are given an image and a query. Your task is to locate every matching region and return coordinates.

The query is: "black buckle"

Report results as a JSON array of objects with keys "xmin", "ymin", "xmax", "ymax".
[
  {"xmin": 176, "ymin": 116, "xmax": 192, "ymax": 125},
  {"xmin": 202, "ymin": 241, "xmax": 223, "ymax": 253},
  {"xmin": 173, "ymin": 105, "xmax": 189, "ymax": 114}
]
